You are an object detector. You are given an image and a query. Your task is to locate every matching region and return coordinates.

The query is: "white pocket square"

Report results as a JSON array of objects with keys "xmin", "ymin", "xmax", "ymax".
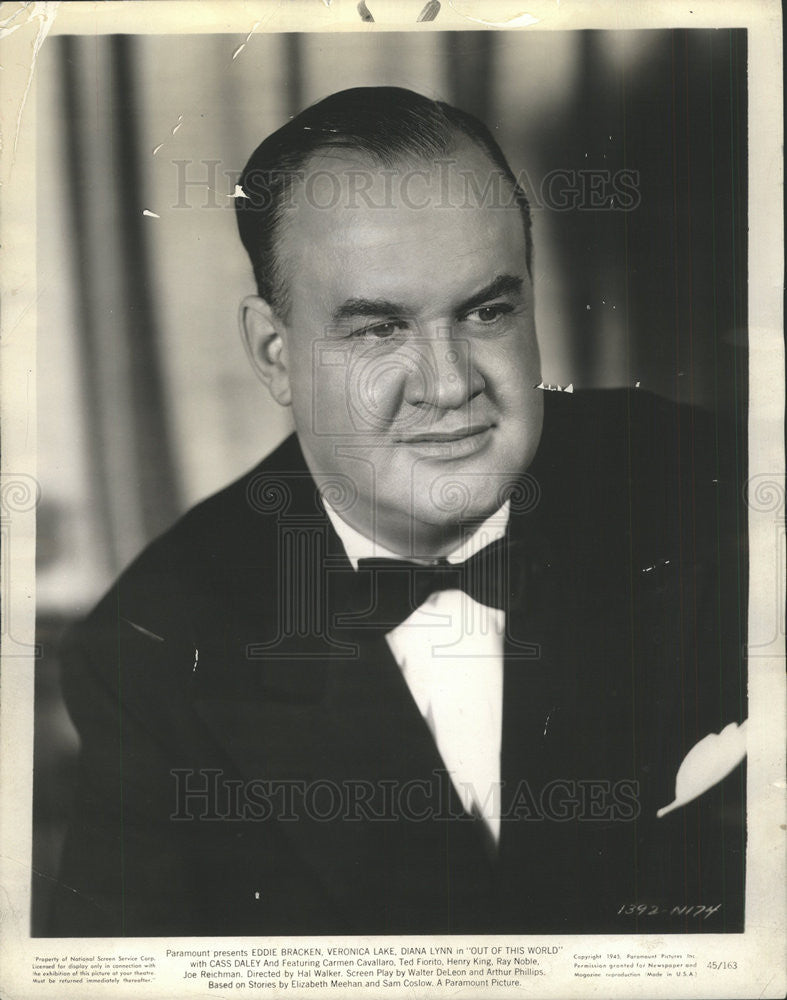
[{"xmin": 657, "ymin": 720, "xmax": 747, "ymax": 819}]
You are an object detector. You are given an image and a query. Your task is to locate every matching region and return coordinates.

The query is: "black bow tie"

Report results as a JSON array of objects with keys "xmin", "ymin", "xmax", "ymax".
[{"xmin": 329, "ymin": 536, "xmax": 528, "ymax": 640}]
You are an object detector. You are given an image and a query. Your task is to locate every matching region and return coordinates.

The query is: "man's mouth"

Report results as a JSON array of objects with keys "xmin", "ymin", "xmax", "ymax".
[
  {"xmin": 396, "ymin": 424, "xmax": 492, "ymax": 444},
  {"xmin": 393, "ymin": 424, "xmax": 495, "ymax": 460}
]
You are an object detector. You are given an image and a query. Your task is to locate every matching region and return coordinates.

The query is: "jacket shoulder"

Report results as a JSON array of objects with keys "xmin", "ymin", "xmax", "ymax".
[
  {"xmin": 536, "ymin": 387, "xmax": 743, "ymax": 502},
  {"xmin": 533, "ymin": 388, "xmax": 745, "ymax": 577},
  {"xmin": 71, "ymin": 433, "xmax": 311, "ymax": 645}
]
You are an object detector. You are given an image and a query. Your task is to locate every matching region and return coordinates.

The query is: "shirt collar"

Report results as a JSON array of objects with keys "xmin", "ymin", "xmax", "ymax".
[{"xmin": 322, "ymin": 498, "xmax": 511, "ymax": 570}]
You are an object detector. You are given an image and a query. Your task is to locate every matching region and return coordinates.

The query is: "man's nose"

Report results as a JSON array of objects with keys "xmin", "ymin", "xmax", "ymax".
[{"xmin": 402, "ymin": 331, "xmax": 485, "ymax": 409}]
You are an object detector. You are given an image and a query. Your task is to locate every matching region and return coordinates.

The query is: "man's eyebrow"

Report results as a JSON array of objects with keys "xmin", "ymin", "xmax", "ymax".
[
  {"xmin": 330, "ymin": 274, "xmax": 525, "ymax": 325},
  {"xmin": 455, "ymin": 274, "xmax": 524, "ymax": 315},
  {"xmin": 331, "ymin": 297, "xmax": 409, "ymax": 323}
]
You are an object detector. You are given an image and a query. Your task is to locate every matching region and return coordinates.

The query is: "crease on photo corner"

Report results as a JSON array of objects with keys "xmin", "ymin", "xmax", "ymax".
[
  {"xmin": 11, "ymin": 854, "xmax": 86, "ymax": 899},
  {"xmin": 149, "ymin": 113, "xmax": 184, "ymax": 163},
  {"xmin": 230, "ymin": 2, "xmax": 287, "ymax": 64},
  {"xmin": 121, "ymin": 617, "xmax": 165, "ymax": 643},
  {"xmin": 445, "ymin": 0, "xmax": 540, "ymax": 28},
  {"xmin": 231, "ymin": 19, "xmax": 262, "ymax": 62},
  {"xmin": 2, "ymin": 1, "xmax": 59, "ymax": 158},
  {"xmin": 417, "ymin": 1, "xmax": 441, "ymax": 22}
]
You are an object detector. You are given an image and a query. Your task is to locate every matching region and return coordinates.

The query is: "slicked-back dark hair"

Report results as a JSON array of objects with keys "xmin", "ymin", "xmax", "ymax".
[{"xmin": 235, "ymin": 86, "xmax": 532, "ymax": 318}]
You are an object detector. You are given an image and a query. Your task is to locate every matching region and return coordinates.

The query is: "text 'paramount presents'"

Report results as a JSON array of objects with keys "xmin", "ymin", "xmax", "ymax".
[{"xmin": 31, "ymin": 943, "xmax": 708, "ymax": 991}]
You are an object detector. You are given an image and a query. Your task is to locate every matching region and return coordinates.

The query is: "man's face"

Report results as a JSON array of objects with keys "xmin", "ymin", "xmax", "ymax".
[{"xmin": 270, "ymin": 142, "xmax": 543, "ymax": 554}]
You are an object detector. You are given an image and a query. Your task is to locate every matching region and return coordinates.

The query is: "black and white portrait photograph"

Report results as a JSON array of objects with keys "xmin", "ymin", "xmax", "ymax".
[{"xmin": 0, "ymin": 2, "xmax": 783, "ymax": 998}]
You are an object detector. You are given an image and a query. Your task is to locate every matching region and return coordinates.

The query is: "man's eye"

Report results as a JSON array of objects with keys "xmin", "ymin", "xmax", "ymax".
[
  {"xmin": 465, "ymin": 303, "xmax": 513, "ymax": 324},
  {"xmin": 354, "ymin": 320, "xmax": 408, "ymax": 340}
]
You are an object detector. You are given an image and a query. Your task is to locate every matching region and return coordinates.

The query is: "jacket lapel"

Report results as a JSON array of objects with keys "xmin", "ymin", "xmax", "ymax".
[{"xmin": 498, "ymin": 493, "xmax": 564, "ymax": 846}]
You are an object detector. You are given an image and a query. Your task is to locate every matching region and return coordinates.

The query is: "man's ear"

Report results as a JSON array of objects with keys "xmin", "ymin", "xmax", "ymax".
[{"xmin": 238, "ymin": 296, "xmax": 292, "ymax": 406}]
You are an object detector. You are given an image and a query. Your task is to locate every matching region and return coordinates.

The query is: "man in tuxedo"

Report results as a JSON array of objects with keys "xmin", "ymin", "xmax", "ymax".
[{"xmin": 49, "ymin": 87, "xmax": 746, "ymax": 937}]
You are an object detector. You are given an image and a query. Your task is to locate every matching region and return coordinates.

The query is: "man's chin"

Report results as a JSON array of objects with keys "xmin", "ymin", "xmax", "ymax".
[
  {"xmin": 408, "ymin": 462, "xmax": 528, "ymax": 523},
  {"xmin": 410, "ymin": 491, "xmax": 511, "ymax": 530}
]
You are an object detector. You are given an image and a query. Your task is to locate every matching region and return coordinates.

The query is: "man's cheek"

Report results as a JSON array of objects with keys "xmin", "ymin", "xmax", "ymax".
[
  {"xmin": 301, "ymin": 368, "xmax": 357, "ymax": 437},
  {"xmin": 346, "ymin": 356, "xmax": 410, "ymax": 432},
  {"xmin": 494, "ymin": 362, "xmax": 541, "ymax": 413},
  {"xmin": 489, "ymin": 327, "xmax": 539, "ymax": 374}
]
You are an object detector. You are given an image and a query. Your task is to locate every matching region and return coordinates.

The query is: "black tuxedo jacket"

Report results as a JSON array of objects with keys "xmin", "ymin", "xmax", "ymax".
[{"xmin": 48, "ymin": 390, "xmax": 746, "ymax": 936}]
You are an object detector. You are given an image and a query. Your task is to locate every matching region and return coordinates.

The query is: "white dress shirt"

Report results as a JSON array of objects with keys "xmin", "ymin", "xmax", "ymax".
[{"xmin": 323, "ymin": 500, "xmax": 509, "ymax": 843}]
